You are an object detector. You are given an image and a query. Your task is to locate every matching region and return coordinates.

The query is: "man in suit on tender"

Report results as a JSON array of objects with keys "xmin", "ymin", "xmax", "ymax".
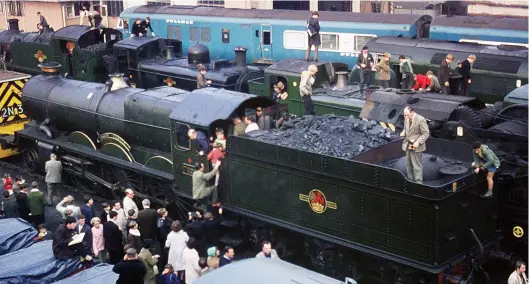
[{"xmin": 400, "ymin": 106, "xmax": 430, "ymax": 184}]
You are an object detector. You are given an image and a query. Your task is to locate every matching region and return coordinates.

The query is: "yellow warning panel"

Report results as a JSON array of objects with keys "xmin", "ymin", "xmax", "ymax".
[
  {"xmin": 0, "ymin": 70, "xmax": 31, "ymax": 159},
  {"xmin": 0, "ymin": 78, "xmax": 29, "ymax": 125}
]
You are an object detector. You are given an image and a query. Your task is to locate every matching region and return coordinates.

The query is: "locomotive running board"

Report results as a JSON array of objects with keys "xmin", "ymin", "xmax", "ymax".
[{"xmin": 222, "ymin": 204, "xmax": 496, "ymax": 274}]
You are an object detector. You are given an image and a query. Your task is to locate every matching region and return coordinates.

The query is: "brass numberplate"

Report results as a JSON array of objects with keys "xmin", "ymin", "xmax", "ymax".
[{"xmin": 182, "ymin": 163, "xmax": 195, "ymax": 176}]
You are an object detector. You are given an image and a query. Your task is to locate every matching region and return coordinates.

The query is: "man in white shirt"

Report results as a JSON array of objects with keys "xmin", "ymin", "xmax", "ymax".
[
  {"xmin": 112, "ymin": 200, "xmax": 126, "ymax": 231},
  {"xmin": 123, "ymin": 188, "xmax": 139, "ymax": 218},
  {"xmin": 244, "ymin": 108, "xmax": 259, "ymax": 134}
]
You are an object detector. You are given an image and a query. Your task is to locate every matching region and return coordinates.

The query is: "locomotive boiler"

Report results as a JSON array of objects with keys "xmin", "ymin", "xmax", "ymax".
[{"xmin": 112, "ymin": 37, "xmax": 263, "ymax": 93}]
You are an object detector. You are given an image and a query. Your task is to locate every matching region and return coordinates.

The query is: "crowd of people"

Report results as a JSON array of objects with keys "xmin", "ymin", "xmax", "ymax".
[{"xmin": 0, "ymin": 169, "xmax": 281, "ymax": 284}]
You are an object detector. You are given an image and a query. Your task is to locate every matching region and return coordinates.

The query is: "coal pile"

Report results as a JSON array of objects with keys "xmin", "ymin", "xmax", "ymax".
[
  {"xmin": 257, "ymin": 114, "xmax": 397, "ymax": 159},
  {"xmin": 81, "ymin": 42, "xmax": 108, "ymax": 52}
]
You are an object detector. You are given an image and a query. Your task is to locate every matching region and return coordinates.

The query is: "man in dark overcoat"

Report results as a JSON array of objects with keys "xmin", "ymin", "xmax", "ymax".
[
  {"xmin": 53, "ymin": 216, "xmax": 90, "ymax": 260},
  {"xmin": 438, "ymin": 54, "xmax": 454, "ymax": 94},
  {"xmin": 306, "ymin": 11, "xmax": 320, "ymax": 61}
]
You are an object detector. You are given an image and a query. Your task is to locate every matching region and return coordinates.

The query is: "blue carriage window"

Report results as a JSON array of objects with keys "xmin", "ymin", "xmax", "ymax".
[
  {"xmin": 190, "ymin": 27, "xmax": 199, "ymax": 42},
  {"xmin": 222, "ymin": 29, "xmax": 230, "ymax": 44},
  {"xmin": 321, "ymin": 34, "xmax": 339, "ymax": 50},
  {"xmin": 355, "ymin": 35, "xmax": 375, "ymax": 51},
  {"xmin": 201, "ymin": 27, "xmax": 211, "ymax": 42},
  {"xmin": 168, "ymin": 26, "xmax": 182, "ymax": 40},
  {"xmin": 263, "ymin": 31, "xmax": 271, "ymax": 45}
]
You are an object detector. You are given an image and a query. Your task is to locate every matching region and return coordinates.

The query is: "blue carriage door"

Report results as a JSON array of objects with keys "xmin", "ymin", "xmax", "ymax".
[{"xmin": 260, "ymin": 24, "xmax": 273, "ymax": 61}]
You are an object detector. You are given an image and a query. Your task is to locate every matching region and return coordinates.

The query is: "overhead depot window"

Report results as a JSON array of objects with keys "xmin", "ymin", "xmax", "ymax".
[
  {"xmin": 175, "ymin": 123, "xmax": 191, "ymax": 150},
  {"xmin": 283, "ymin": 31, "xmax": 307, "ymax": 50},
  {"xmin": 190, "ymin": 27, "xmax": 199, "ymax": 42},
  {"xmin": 355, "ymin": 35, "xmax": 375, "ymax": 51},
  {"xmin": 321, "ymin": 34, "xmax": 339, "ymax": 50},
  {"xmin": 201, "ymin": 27, "xmax": 211, "ymax": 42},
  {"xmin": 222, "ymin": 29, "xmax": 230, "ymax": 43}
]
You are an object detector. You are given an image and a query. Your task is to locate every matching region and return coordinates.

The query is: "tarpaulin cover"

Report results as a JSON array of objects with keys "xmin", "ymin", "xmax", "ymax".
[
  {"xmin": 195, "ymin": 258, "xmax": 344, "ymax": 284},
  {"xmin": 0, "ymin": 218, "xmax": 37, "ymax": 256},
  {"xmin": 52, "ymin": 264, "xmax": 118, "ymax": 284},
  {"xmin": 0, "ymin": 240, "xmax": 82, "ymax": 284}
]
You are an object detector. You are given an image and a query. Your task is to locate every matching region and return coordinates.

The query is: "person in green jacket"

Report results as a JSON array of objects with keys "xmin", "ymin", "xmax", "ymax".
[
  {"xmin": 28, "ymin": 181, "xmax": 48, "ymax": 226},
  {"xmin": 472, "ymin": 141, "xmax": 501, "ymax": 198}
]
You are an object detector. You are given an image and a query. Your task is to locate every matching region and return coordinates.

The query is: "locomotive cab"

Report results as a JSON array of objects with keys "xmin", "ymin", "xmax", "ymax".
[
  {"xmin": 112, "ymin": 36, "xmax": 182, "ymax": 86},
  {"xmin": 168, "ymin": 87, "xmax": 278, "ymax": 198}
]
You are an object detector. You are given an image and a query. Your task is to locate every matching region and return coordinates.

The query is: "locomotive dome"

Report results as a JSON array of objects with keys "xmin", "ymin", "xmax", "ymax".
[{"xmin": 188, "ymin": 43, "xmax": 210, "ymax": 65}]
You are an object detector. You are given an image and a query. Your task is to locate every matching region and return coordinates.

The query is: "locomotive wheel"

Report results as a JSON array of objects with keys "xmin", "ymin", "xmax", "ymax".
[
  {"xmin": 22, "ymin": 148, "xmax": 39, "ymax": 173},
  {"xmin": 65, "ymin": 171, "xmax": 97, "ymax": 196},
  {"xmin": 145, "ymin": 177, "xmax": 173, "ymax": 201},
  {"xmin": 493, "ymin": 104, "xmax": 528, "ymax": 125},
  {"xmin": 448, "ymin": 105, "xmax": 483, "ymax": 128},
  {"xmin": 106, "ymin": 167, "xmax": 142, "ymax": 200}
]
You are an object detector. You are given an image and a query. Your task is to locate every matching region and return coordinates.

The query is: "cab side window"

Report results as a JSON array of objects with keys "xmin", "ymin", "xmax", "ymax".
[{"xmin": 175, "ymin": 123, "xmax": 190, "ymax": 150}]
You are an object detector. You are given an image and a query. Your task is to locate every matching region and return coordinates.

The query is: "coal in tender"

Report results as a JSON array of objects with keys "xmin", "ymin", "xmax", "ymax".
[
  {"xmin": 257, "ymin": 114, "xmax": 398, "ymax": 159},
  {"xmin": 81, "ymin": 42, "xmax": 108, "ymax": 52}
]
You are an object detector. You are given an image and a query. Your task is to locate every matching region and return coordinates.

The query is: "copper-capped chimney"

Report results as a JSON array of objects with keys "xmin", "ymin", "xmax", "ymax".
[
  {"xmin": 38, "ymin": 62, "xmax": 62, "ymax": 76},
  {"xmin": 335, "ymin": 71, "xmax": 349, "ymax": 89}
]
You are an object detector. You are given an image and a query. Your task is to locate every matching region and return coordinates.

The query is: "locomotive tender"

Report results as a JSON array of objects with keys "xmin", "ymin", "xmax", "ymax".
[
  {"xmin": 118, "ymin": 5, "xmax": 528, "ymax": 67},
  {"xmin": 12, "ymin": 63, "xmax": 527, "ymax": 283}
]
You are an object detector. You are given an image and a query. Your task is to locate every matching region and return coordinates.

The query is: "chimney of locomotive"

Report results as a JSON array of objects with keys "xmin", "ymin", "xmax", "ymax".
[
  {"xmin": 38, "ymin": 62, "xmax": 61, "ymax": 76},
  {"xmin": 8, "ymin": 19, "xmax": 19, "ymax": 31},
  {"xmin": 108, "ymin": 73, "xmax": 129, "ymax": 91},
  {"xmin": 187, "ymin": 43, "xmax": 210, "ymax": 66},
  {"xmin": 234, "ymin": 47, "xmax": 247, "ymax": 68},
  {"xmin": 335, "ymin": 71, "xmax": 349, "ymax": 90},
  {"xmin": 164, "ymin": 46, "xmax": 175, "ymax": 60}
]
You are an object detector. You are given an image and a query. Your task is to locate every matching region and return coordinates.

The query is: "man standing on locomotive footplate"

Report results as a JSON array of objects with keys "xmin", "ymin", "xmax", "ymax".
[{"xmin": 400, "ymin": 106, "xmax": 430, "ymax": 184}]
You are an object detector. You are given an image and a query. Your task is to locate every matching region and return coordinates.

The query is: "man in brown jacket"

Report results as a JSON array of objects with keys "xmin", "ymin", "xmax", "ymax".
[
  {"xmin": 196, "ymin": 65, "xmax": 212, "ymax": 89},
  {"xmin": 375, "ymin": 52, "xmax": 391, "ymax": 88},
  {"xmin": 400, "ymin": 106, "xmax": 430, "ymax": 184},
  {"xmin": 232, "ymin": 116, "xmax": 246, "ymax": 136}
]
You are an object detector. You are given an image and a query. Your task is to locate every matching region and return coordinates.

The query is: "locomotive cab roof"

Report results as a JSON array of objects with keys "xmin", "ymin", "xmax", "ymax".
[
  {"xmin": 169, "ymin": 87, "xmax": 276, "ymax": 127},
  {"xmin": 114, "ymin": 36, "xmax": 181, "ymax": 53}
]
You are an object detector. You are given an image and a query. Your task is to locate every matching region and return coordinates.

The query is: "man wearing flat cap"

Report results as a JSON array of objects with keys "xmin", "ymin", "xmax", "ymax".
[{"xmin": 244, "ymin": 108, "xmax": 259, "ymax": 133}]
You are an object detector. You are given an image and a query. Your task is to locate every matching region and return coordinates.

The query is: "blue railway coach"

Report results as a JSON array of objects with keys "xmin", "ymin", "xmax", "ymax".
[
  {"xmin": 119, "ymin": 5, "xmax": 432, "ymax": 68},
  {"xmin": 429, "ymin": 15, "xmax": 529, "ymax": 47}
]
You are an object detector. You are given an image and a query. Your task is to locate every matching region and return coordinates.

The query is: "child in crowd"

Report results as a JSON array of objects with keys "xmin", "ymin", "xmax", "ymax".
[
  {"xmin": 207, "ymin": 128, "xmax": 226, "ymax": 186},
  {"xmin": 35, "ymin": 224, "xmax": 53, "ymax": 241}
]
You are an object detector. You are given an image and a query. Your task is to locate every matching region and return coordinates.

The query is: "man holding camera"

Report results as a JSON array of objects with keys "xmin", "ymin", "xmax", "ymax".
[{"xmin": 400, "ymin": 106, "xmax": 430, "ymax": 184}]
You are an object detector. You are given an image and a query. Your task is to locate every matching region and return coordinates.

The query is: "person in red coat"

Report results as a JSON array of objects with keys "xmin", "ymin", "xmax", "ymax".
[{"xmin": 412, "ymin": 74, "xmax": 431, "ymax": 91}]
